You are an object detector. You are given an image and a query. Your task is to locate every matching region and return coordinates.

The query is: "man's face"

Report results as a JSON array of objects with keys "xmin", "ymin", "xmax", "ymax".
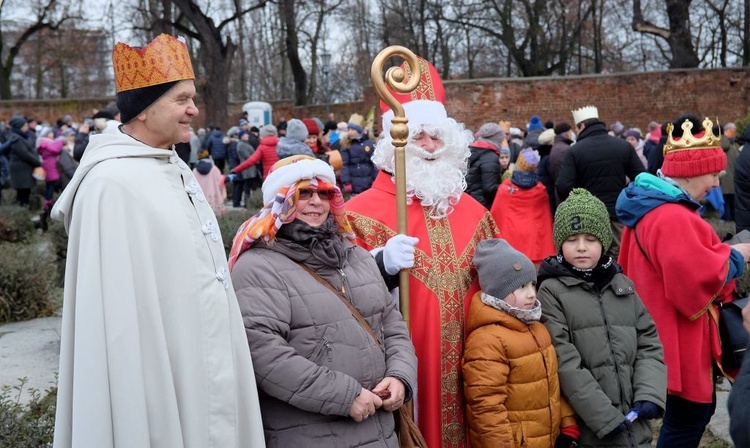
[
  {"xmin": 141, "ymin": 80, "xmax": 199, "ymax": 148},
  {"xmin": 412, "ymin": 130, "xmax": 445, "ymax": 156}
]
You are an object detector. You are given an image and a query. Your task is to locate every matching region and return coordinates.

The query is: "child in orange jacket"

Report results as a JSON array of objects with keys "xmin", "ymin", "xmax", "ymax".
[{"xmin": 463, "ymin": 238, "xmax": 579, "ymax": 448}]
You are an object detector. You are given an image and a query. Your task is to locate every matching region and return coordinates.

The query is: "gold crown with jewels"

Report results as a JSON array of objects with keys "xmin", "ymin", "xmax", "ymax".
[{"xmin": 664, "ymin": 117, "xmax": 721, "ymax": 154}]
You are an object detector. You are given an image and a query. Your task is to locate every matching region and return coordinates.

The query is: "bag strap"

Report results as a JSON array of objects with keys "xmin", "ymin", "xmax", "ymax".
[
  {"xmin": 296, "ymin": 262, "xmax": 383, "ymax": 349},
  {"xmin": 633, "ymin": 223, "xmax": 652, "ymax": 265}
]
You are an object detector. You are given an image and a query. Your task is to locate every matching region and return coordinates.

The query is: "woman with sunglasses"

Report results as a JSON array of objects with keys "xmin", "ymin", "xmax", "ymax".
[{"xmin": 228, "ymin": 155, "xmax": 417, "ymax": 447}]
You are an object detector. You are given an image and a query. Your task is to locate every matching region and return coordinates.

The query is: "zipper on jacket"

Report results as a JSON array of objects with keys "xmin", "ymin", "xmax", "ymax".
[
  {"xmin": 324, "ymin": 340, "xmax": 333, "ymax": 362},
  {"xmin": 596, "ymin": 290, "xmax": 636, "ymax": 447},
  {"xmin": 338, "ymin": 268, "xmax": 354, "ymax": 303}
]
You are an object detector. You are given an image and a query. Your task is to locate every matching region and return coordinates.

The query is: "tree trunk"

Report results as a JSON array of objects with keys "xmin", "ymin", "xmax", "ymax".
[
  {"xmin": 745, "ymin": 0, "xmax": 750, "ymax": 65},
  {"xmin": 279, "ymin": 0, "xmax": 307, "ymax": 106}
]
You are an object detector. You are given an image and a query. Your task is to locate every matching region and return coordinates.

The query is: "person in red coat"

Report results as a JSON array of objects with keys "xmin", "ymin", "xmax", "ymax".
[
  {"xmin": 231, "ymin": 124, "xmax": 278, "ymax": 179},
  {"xmin": 490, "ymin": 148, "xmax": 555, "ymax": 264},
  {"xmin": 346, "ymin": 57, "xmax": 499, "ymax": 448},
  {"xmin": 615, "ymin": 115, "xmax": 750, "ymax": 448}
]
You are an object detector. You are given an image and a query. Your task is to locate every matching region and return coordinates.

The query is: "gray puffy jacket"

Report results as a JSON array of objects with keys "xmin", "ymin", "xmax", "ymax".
[{"xmin": 231, "ymin": 236, "xmax": 417, "ymax": 448}]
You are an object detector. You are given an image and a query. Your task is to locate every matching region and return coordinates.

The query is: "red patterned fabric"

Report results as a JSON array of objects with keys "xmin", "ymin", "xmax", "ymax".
[{"xmin": 346, "ymin": 171, "xmax": 500, "ymax": 448}]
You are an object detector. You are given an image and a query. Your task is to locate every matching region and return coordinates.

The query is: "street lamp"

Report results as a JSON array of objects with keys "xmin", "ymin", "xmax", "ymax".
[{"xmin": 320, "ymin": 50, "xmax": 331, "ymax": 116}]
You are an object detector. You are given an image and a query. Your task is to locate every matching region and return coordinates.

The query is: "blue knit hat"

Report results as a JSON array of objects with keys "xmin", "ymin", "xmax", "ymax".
[{"xmin": 528, "ymin": 115, "xmax": 543, "ymax": 132}]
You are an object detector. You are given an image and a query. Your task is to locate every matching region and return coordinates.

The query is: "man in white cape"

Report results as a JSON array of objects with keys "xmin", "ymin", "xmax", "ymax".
[{"xmin": 50, "ymin": 34, "xmax": 265, "ymax": 448}]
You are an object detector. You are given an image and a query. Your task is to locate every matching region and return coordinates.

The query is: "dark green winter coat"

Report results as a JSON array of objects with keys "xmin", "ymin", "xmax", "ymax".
[{"xmin": 537, "ymin": 257, "xmax": 666, "ymax": 448}]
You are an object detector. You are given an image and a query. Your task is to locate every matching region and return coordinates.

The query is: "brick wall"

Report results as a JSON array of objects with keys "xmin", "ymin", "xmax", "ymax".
[{"xmin": 2, "ymin": 67, "xmax": 748, "ymax": 133}]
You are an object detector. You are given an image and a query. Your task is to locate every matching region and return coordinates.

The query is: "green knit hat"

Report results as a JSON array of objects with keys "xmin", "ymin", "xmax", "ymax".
[{"xmin": 553, "ymin": 188, "xmax": 612, "ymax": 251}]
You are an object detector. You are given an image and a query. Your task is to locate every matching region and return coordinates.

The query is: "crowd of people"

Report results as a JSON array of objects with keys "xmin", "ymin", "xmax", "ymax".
[{"xmin": 4, "ymin": 33, "xmax": 750, "ymax": 448}]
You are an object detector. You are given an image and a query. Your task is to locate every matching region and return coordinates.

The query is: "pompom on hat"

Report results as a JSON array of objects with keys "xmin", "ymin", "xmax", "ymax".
[
  {"xmin": 474, "ymin": 239, "xmax": 536, "ymax": 301},
  {"xmin": 661, "ymin": 117, "xmax": 726, "ymax": 178},
  {"xmin": 379, "ymin": 56, "xmax": 447, "ymax": 135},
  {"xmin": 527, "ymin": 115, "xmax": 543, "ymax": 132},
  {"xmin": 112, "ymin": 34, "xmax": 195, "ymax": 123},
  {"xmin": 553, "ymin": 188, "xmax": 613, "ymax": 251}
]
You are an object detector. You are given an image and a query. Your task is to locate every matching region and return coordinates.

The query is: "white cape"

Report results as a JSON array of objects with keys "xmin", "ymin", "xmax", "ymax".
[{"xmin": 51, "ymin": 130, "xmax": 265, "ymax": 447}]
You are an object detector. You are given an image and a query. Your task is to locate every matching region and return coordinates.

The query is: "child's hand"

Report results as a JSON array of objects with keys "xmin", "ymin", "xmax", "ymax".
[
  {"xmin": 631, "ymin": 400, "xmax": 660, "ymax": 419},
  {"xmin": 606, "ymin": 418, "xmax": 632, "ymax": 437}
]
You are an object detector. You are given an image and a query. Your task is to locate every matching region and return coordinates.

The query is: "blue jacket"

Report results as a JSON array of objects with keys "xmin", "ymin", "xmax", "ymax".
[
  {"xmin": 204, "ymin": 130, "xmax": 227, "ymax": 160},
  {"xmin": 341, "ymin": 137, "xmax": 376, "ymax": 193}
]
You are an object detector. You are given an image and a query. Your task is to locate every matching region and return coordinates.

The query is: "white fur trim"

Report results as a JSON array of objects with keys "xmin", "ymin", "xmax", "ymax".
[
  {"xmin": 572, "ymin": 105, "xmax": 599, "ymax": 125},
  {"xmin": 382, "ymin": 100, "xmax": 447, "ymax": 135},
  {"xmin": 262, "ymin": 158, "xmax": 335, "ymax": 204}
]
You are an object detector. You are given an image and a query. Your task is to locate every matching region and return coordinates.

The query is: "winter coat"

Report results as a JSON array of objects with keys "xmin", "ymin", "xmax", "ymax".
[
  {"xmin": 204, "ymin": 130, "xmax": 227, "ymax": 160},
  {"xmin": 8, "ymin": 130, "xmax": 40, "ymax": 189},
  {"xmin": 720, "ymin": 136, "xmax": 739, "ymax": 195},
  {"xmin": 537, "ymin": 257, "xmax": 666, "ymax": 447},
  {"xmin": 57, "ymin": 150, "xmax": 78, "ymax": 190},
  {"xmin": 226, "ymin": 140, "xmax": 240, "ymax": 170},
  {"xmin": 231, "ymin": 233, "xmax": 418, "ymax": 448},
  {"xmin": 537, "ymin": 154, "xmax": 556, "ymax": 215},
  {"xmin": 236, "ymin": 140, "xmax": 259, "ymax": 180},
  {"xmin": 341, "ymin": 136, "xmax": 377, "ymax": 194},
  {"xmin": 38, "ymin": 137, "xmax": 64, "ymax": 182},
  {"xmin": 73, "ymin": 131, "xmax": 89, "ymax": 162},
  {"xmin": 276, "ymin": 136, "xmax": 315, "ymax": 160},
  {"xmin": 233, "ymin": 135, "xmax": 279, "ymax": 179},
  {"xmin": 465, "ymin": 142, "xmax": 501, "ymax": 208},
  {"xmin": 728, "ymin": 343, "xmax": 750, "ymax": 448},
  {"xmin": 556, "ymin": 121, "xmax": 645, "ymax": 220},
  {"xmin": 463, "ymin": 292, "xmax": 576, "ymax": 448},
  {"xmin": 549, "ymin": 134, "xmax": 573, "ymax": 183},
  {"xmin": 616, "ymin": 173, "xmax": 739, "ymax": 402},
  {"xmin": 735, "ymin": 127, "xmax": 750, "ymax": 231}
]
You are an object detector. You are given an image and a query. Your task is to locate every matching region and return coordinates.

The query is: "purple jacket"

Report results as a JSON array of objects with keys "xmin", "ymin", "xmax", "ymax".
[{"xmin": 38, "ymin": 138, "xmax": 64, "ymax": 182}]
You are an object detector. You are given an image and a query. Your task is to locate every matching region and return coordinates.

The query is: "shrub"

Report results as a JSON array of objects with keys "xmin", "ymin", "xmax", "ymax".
[
  {"xmin": 46, "ymin": 220, "xmax": 69, "ymax": 285},
  {"xmin": 0, "ymin": 379, "xmax": 56, "ymax": 447},
  {"xmin": 0, "ymin": 206, "xmax": 35, "ymax": 243},
  {"xmin": 216, "ymin": 208, "xmax": 254, "ymax": 258},
  {"xmin": 0, "ymin": 242, "xmax": 60, "ymax": 322}
]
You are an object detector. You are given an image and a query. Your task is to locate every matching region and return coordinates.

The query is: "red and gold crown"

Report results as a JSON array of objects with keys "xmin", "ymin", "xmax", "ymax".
[
  {"xmin": 662, "ymin": 117, "xmax": 725, "ymax": 178},
  {"xmin": 113, "ymin": 34, "xmax": 195, "ymax": 93}
]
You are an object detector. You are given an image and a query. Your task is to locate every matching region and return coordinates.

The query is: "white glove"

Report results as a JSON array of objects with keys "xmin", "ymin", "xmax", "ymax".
[{"xmin": 383, "ymin": 234, "xmax": 419, "ymax": 275}]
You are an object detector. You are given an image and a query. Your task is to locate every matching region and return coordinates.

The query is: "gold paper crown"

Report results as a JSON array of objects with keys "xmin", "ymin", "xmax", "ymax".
[
  {"xmin": 664, "ymin": 117, "xmax": 721, "ymax": 154},
  {"xmin": 113, "ymin": 34, "xmax": 195, "ymax": 93}
]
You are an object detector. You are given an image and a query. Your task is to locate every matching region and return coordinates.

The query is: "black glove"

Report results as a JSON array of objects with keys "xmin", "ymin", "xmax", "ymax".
[
  {"xmin": 607, "ymin": 418, "xmax": 632, "ymax": 437},
  {"xmin": 632, "ymin": 400, "xmax": 660, "ymax": 420},
  {"xmin": 554, "ymin": 434, "xmax": 579, "ymax": 448}
]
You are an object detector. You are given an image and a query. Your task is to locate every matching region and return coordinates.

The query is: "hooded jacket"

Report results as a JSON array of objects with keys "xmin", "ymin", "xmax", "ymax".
[
  {"xmin": 537, "ymin": 256, "xmax": 666, "ymax": 447},
  {"xmin": 615, "ymin": 173, "xmax": 742, "ymax": 402},
  {"xmin": 733, "ymin": 125, "xmax": 750, "ymax": 232},
  {"xmin": 341, "ymin": 135, "xmax": 377, "ymax": 193},
  {"xmin": 8, "ymin": 130, "xmax": 40, "ymax": 189},
  {"xmin": 463, "ymin": 292, "xmax": 576, "ymax": 448},
  {"xmin": 465, "ymin": 141, "xmax": 502, "ymax": 208},
  {"xmin": 276, "ymin": 136, "xmax": 315, "ymax": 160},
  {"xmin": 233, "ymin": 135, "xmax": 279, "ymax": 179},
  {"xmin": 50, "ymin": 130, "xmax": 265, "ymax": 448}
]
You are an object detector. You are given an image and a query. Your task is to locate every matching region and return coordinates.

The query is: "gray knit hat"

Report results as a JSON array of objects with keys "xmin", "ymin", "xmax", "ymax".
[
  {"xmin": 474, "ymin": 122, "xmax": 506, "ymax": 152},
  {"xmin": 286, "ymin": 119, "xmax": 308, "ymax": 142},
  {"xmin": 474, "ymin": 239, "xmax": 536, "ymax": 300},
  {"xmin": 259, "ymin": 124, "xmax": 277, "ymax": 138},
  {"xmin": 553, "ymin": 188, "xmax": 613, "ymax": 251}
]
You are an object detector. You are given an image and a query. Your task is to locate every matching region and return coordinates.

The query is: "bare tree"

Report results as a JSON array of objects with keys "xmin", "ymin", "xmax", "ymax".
[
  {"xmin": 0, "ymin": 0, "xmax": 81, "ymax": 99},
  {"xmin": 632, "ymin": 0, "xmax": 700, "ymax": 68}
]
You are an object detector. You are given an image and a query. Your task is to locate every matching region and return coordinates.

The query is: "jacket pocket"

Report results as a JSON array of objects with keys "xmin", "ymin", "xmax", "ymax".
[{"xmin": 309, "ymin": 338, "xmax": 333, "ymax": 365}]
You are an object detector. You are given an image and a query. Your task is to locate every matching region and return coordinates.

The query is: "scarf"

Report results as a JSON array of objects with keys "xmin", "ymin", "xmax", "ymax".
[
  {"xmin": 481, "ymin": 292, "xmax": 542, "ymax": 325},
  {"xmin": 275, "ymin": 215, "xmax": 345, "ymax": 268},
  {"xmin": 511, "ymin": 169, "xmax": 538, "ymax": 189},
  {"xmin": 559, "ymin": 253, "xmax": 618, "ymax": 291}
]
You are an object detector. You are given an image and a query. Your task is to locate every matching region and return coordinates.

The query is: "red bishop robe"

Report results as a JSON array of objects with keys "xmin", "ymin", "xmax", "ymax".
[
  {"xmin": 490, "ymin": 179, "xmax": 556, "ymax": 264},
  {"xmin": 345, "ymin": 171, "xmax": 500, "ymax": 448}
]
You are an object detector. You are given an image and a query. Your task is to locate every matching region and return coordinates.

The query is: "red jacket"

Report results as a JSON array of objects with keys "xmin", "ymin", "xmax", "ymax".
[{"xmin": 232, "ymin": 135, "xmax": 278, "ymax": 179}]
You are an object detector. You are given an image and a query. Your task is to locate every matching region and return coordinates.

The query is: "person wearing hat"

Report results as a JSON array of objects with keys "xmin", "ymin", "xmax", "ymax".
[
  {"xmin": 277, "ymin": 118, "xmax": 315, "ymax": 159},
  {"xmin": 490, "ymin": 148, "xmax": 556, "ymax": 265},
  {"xmin": 230, "ymin": 124, "xmax": 279, "ymax": 180},
  {"xmin": 228, "ymin": 155, "xmax": 417, "ymax": 447},
  {"xmin": 465, "ymin": 122, "xmax": 504, "ymax": 208},
  {"xmin": 616, "ymin": 115, "xmax": 750, "ymax": 447},
  {"xmin": 341, "ymin": 113, "xmax": 376, "ymax": 194},
  {"xmin": 624, "ymin": 128, "xmax": 648, "ymax": 168},
  {"xmin": 538, "ymin": 188, "xmax": 666, "ymax": 448},
  {"xmin": 557, "ymin": 105, "xmax": 645, "ymax": 259},
  {"xmin": 463, "ymin": 238, "xmax": 580, "ymax": 448},
  {"xmin": 346, "ymin": 57, "xmax": 500, "ymax": 448},
  {"xmin": 50, "ymin": 34, "xmax": 264, "ymax": 448},
  {"xmin": 6, "ymin": 114, "xmax": 41, "ymax": 207}
]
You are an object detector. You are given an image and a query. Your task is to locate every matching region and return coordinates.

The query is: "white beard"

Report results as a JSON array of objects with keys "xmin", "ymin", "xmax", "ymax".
[{"xmin": 372, "ymin": 118, "xmax": 473, "ymax": 219}]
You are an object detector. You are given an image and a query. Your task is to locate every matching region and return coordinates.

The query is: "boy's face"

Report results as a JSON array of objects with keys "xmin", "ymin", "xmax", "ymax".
[
  {"xmin": 561, "ymin": 234, "xmax": 602, "ymax": 269},
  {"xmin": 504, "ymin": 281, "xmax": 537, "ymax": 310},
  {"xmin": 499, "ymin": 153, "xmax": 510, "ymax": 169}
]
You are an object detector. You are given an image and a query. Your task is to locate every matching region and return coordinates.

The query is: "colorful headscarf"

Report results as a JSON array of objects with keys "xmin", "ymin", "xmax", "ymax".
[{"xmin": 228, "ymin": 156, "xmax": 354, "ymax": 270}]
